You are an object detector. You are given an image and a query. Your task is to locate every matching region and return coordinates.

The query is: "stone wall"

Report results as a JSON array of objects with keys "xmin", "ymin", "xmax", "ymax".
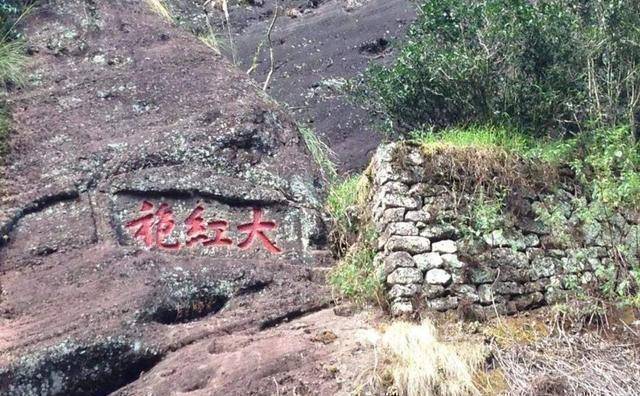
[{"xmin": 369, "ymin": 143, "xmax": 640, "ymax": 317}]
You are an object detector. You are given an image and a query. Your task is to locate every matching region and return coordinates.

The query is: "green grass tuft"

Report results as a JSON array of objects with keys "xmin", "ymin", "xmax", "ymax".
[
  {"xmin": 0, "ymin": 39, "xmax": 25, "ymax": 87},
  {"xmin": 411, "ymin": 126, "xmax": 532, "ymax": 155},
  {"xmin": 0, "ymin": 4, "xmax": 30, "ymax": 163},
  {"xmin": 299, "ymin": 126, "xmax": 338, "ymax": 183},
  {"xmin": 328, "ymin": 227, "xmax": 381, "ymax": 306}
]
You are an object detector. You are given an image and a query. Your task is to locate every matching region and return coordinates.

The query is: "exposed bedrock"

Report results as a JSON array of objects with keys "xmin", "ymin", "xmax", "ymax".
[{"xmin": 0, "ymin": 1, "xmax": 333, "ymax": 394}]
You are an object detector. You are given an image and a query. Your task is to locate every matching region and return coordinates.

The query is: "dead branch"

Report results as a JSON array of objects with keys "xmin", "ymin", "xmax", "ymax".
[{"xmin": 262, "ymin": 0, "xmax": 279, "ymax": 91}]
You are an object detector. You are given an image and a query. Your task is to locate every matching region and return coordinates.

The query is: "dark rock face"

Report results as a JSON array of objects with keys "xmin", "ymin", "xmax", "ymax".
[
  {"xmin": 160, "ymin": 0, "xmax": 417, "ymax": 171},
  {"xmin": 0, "ymin": 1, "xmax": 332, "ymax": 394}
]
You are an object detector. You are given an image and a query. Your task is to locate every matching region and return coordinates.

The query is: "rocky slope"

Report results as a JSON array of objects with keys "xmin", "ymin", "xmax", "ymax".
[
  {"xmin": 0, "ymin": 1, "xmax": 371, "ymax": 394},
  {"xmin": 165, "ymin": 0, "xmax": 417, "ymax": 171}
]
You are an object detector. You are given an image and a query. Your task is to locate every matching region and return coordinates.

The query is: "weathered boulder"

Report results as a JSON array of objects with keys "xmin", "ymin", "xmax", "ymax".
[
  {"xmin": 425, "ymin": 269, "xmax": 452, "ymax": 285},
  {"xmin": 0, "ymin": 1, "xmax": 330, "ymax": 394},
  {"xmin": 385, "ymin": 236, "xmax": 431, "ymax": 254},
  {"xmin": 414, "ymin": 252, "xmax": 443, "ymax": 271}
]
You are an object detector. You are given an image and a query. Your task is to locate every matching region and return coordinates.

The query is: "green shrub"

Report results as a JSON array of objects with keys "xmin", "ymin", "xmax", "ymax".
[
  {"xmin": 357, "ymin": 0, "xmax": 640, "ymax": 139},
  {"xmin": 571, "ymin": 126, "xmax": 640, "ymax": 208},
  {"xmin": 467, "ymin": 189, "xmax": 505, "ymax": 235}
]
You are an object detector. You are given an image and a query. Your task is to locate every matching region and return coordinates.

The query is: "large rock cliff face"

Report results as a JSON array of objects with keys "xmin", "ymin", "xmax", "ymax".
[{"xmin": 0, "ymin": 1, "xmax": 336, "ymax": 394}]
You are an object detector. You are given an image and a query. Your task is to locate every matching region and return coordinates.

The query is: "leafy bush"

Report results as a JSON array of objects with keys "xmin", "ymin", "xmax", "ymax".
[
  {"xmin": 357, "ymin": 0, "xmax": 640, "ymax": 139},
  {"xmin": 571, "ymin": 126, "xmax": 640, "ymax": 208}
]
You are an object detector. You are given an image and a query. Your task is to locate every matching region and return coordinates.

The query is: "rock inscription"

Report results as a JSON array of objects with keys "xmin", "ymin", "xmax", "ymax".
[{"xmin": 126, "ymin": 201, "xmax": 282, "ymax": 253}]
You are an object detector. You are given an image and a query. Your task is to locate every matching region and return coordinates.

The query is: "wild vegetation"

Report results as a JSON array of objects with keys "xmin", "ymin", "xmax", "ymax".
[
  {"xmin": 356, "ymin": 0, "xmax": 640, "ymax": 141},
  {"xmin": 333, "ymin": 3, "xmax": 640, "ymax": 392},
  {"xmin": 338, "ymin": 0, "xmax": 640, "ymax": 307},
  {"xmin": 325, "ymin": 172, "xmax": 383, "ymax": 305},
  {"xmin": 0, "ymin": 1, "xmax": 28, "ymax": 161}
]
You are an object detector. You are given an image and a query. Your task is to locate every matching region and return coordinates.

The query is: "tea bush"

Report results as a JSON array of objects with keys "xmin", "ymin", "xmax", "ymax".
[{"xmin": 357, "ymin": 0, "xmax": 640, "ymax": 140}]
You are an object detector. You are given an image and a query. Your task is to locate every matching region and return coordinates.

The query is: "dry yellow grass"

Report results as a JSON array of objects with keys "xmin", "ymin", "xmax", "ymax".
[
  {"xmin": 364, "ymin": 319, "xmax": 488, "ymax": 396},
  {"xmin": 483, "ymin": 315, "xmax": 549, "ymax": 349},
  {"xmin": 145, "ymin": 0, "xmax": 173, "ymax": 22}
]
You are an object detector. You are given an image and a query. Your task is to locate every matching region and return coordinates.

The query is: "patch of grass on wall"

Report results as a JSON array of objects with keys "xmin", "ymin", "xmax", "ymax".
[
  {"xmin": 411, "ymin": 126, "xmax": 531, "ymax": 155},
  {"xmin": 411, "ymin": 125, "xmax": 639, "ymax": 209},
  {"xmin": 328, "ymin": 228, "xmax": 381, "ymax": 306}
]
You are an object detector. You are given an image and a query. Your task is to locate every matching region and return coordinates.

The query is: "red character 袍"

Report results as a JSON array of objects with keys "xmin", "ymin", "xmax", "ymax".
[
  {"xmin": 126, "ymin": 201, "xmax": 155, "ymax": 247},
  {"xmin": 237, "ymin": 208, "xmax": 282, "ymax": 254},
  {"xmin": 185, "ymin": 205, "xmax": 232, "ymax": 248},
  {"xmin": 126, "ymin": 201, "xmax": 181, "ymax": 250}
]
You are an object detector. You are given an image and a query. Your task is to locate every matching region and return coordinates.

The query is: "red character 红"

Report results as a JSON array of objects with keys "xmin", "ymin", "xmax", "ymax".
[
  {"xmin": 126, "ymin": 201, "xmax": 181, "ymax": 250},
  {"xmin": 237, "ymin": 208, "xmax": 282, "ymax": 253},
  {"xmin": 185, "ymin": 204, "xmax": 232, "ymax": 248}
]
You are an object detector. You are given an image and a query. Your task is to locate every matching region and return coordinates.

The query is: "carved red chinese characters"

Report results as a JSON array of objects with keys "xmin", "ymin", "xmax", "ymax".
[
  {"xmin": 126, "ymin": 201, "xmax": 180, "ymax": 250},
  {"xmin": 126, "ymin": 201, "xmax": 282, "ymax": 254},
  {"xmin": 238, "ymin": 208, "xmax": 282, "ymax": 254},
  {"xmin": 184, "ymin": 205, "xmax": 232, "ymax": 248}
]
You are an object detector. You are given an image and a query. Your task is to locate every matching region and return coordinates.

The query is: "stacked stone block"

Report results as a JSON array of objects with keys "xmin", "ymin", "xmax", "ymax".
[{"xmin": 370, "ymin": 144, "xmax": 640, "ymax": 317}]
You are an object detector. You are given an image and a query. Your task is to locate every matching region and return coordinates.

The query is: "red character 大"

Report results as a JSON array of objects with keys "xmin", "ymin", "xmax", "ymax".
[
  {"xmin": 126, "ymin": 201, "xmax": 181, "ymax": 250},
  {"xmin": 185, "ymin": 205, "xmax": 232, "ymax": 248},
  {"xmin": 237, "ymin": 208, "xmax": 282, "ymax": 254}
]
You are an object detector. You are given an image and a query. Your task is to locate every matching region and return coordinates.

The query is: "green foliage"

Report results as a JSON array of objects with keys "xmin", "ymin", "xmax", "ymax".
[
  {"xmin": 410, "ymin": 126, "xmax": 531, "ymax": 154},
  {"xmin": 468, "ymin": 189, "xmax": 505, "ymax": 235},
  {"xmin": 415, "ymin": 125, "xmax": 639, "ymax": 209},
  {"xmin": 0, "ymin": 1, "xmax": 31, "ymax": 162},
  {"xmin": 357, "ymin": 0, "xmax": 640, "ymax": 138},
  {"xmin": 326, "ymin": 174, "xmax": 380, "ymax": 305},
  {"xmin": 1, "ymin": 2, "xmax": 22, "ymax": 38},
  {"xmin": 0, "ymin": 38, "xmax": 24, "ymax": 86},
  {"xmin": 326, "ymin": 174, "xmax": 370, "ymax": 253},
  {"xmin": 299, "ymin": 126, "xmax": 338, "ymax": 183},
  {"xmin": 532, "ymin": 197, "xmax": 573, "ymax": 248},
  {"xmin": 571, "ymin": 126, "xmax": 640, "ymax": 208},
  {"xmin": 328, "ymin": 228, "xmax": 381, "ymax": 305}
]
